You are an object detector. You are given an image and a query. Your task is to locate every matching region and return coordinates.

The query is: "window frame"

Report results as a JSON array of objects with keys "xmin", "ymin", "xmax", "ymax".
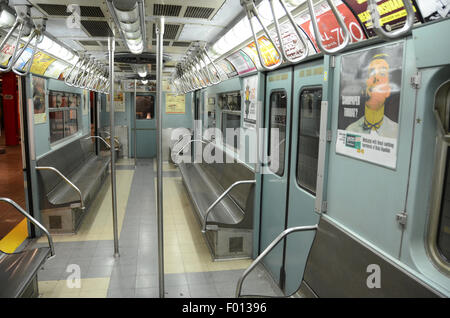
[
  {"xmin": 295, "ymin": 86, "xmax": 323, "ymax": 196},
  {"xmin": 267, "ymin": 89, "xmax": 288, "ymax": 177},
  {"xmin": 48, "ymin": 90, "xmax": 81, "ymax": 145}
]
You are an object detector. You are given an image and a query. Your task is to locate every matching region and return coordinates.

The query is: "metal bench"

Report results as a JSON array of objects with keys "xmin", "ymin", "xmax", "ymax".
[
  {"xmin": 0, "ymin": 198, "xmax": 54, "ymax": 298},
  {"xmin": 236, "ymin": 217, "xmax": 444, "ymax": 298},
  {"xmin": 36, "ymin": 135, "xmax": 110, "ymax": 234},
  {"xmin": 176, "ymin": 142, "xmax": 255, "ymax": 260}
]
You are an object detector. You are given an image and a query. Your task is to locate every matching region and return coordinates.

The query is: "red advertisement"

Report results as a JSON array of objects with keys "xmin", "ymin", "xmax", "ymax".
[
  {"xmin": 342, "ymin": 0, "xmax": 421, "ymax": 37},
  {"xmin": 296, "ymin": 0, "xmax": 367, "ymax": 52}
]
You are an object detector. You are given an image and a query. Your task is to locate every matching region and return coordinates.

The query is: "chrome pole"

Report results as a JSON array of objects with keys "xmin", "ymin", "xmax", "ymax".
[
  {"xmin": 156, "ymin": 16, "xmax": 165, "ymax": 299},
  {"xmin": 134, "ymin": 79, "xmax": 137, "ymax": 167},
  {"xmin": 108, "ymin": 36, "xmax": 119, "ymax": 257}
]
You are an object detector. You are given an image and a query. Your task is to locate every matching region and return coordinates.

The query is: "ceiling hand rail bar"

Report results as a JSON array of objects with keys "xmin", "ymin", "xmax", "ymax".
[
  {"xmin": 85, "ymin": 62, "xmax": 100, "ymax": 89},
  {"xmin": 67, "ymin": 56, "xmax": 87, "ymax": 87},
  {"xmin": 188, "ymin": 60, "xmax": 206, "ymax": 89},
  {"xmin": 12, "ymin": 17, "xmax": 47, "ymax": 76},
  {"xmin": 12, "ymin": 31, "xmax": 40, "ymax": 76},
  {"xmin": 185, "ymin": 67, "xmax": 199, "ymax": 90},
  {"xmin": 241, "ymin": 0, "xmax": 283, "ymax": 71},
  {"xmin": 0, "ymin": 17, "xmax": 27, "ymax": 72},
  {"xmin": 64, "ymin": 53, "xmax": 83, "ymax": 86},
  {"xmin": 0, "ymin": 197, "xmax": 55, "ymax": 257},
  {"xmin": 270, "ymin": 0, "xmax": 309, "ymax": 63},
  {"xmin": 76, "ymin": 57, "xmax": 94, "ymax": 88},
  {"xmin": 203, "ymin": 48, "xmax": 221, "ymax": 84},
  {"xmin": 97, "ymin": 69, "xmax": 108, "ymax": 93},
  {"xmin": 73, "ymin": 57, "xmax": 91, "ymax": 87},
  {"xmin": 202, "ymin": 180, "xmax": 256, "ymax": 233},
  {"xmin": 35, "ymin": 166, "xmax": 85, "ymax": 211},
  {"xmin": 307, "ymin": 0, "xmax": 351, "ymax": 54},
  {"xmin": 81, "ymin": 59, "xmax": 97, "ymax": 88},
  {"xmin": 236, "ymin": 224, "xmax": 318, "ymax": 298},
  {"xmin": 200, "ymin": 53, "xmax": 219, "ymax": 85},
  {"xmin": 194, "ymin": 55, "xmax": 212, "ymax": 87},
  {"xmin": 83, "ymin": 62, "xmax": 97, "ymax": 89},
  {"xmin": 367, "ymin": 0, "xmax": 415, "ymax": 40}
]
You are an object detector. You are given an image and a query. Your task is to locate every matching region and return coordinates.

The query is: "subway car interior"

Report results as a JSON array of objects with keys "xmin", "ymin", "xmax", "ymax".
[{"xmin": 0, "ymin": 0, "xmax": 449, "ymax": 300}]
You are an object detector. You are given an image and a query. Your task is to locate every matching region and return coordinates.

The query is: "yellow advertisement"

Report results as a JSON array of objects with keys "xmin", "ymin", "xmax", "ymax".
[
  {"xmin": 106, "ymin": 91, "xmax": 125, "ymax": 112},
  {"xmin": 30, "ymin": 52, "xmax": 56, "ymax": 75},
  {"xmin": 244, "ymin": 36, "xmax": 281, "ymax": 68},
  {"xmin": 166, "ymin": 93, "xmax": 185, "ymax": 114}
]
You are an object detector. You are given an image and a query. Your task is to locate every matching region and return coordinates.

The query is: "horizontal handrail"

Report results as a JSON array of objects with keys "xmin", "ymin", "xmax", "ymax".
[
  {"xmin": 236, "ymin": 224, "xmax": 318, "ymax": 298},
  {"xmin": 174, "ymin": 139, "xmax": 209, "ymax": 157},
  {"xmin": 0, "ymin": 197, "xmax": 55, "ymax": 257},
  {"xmin": 202, "ymin": 180, "xmax": 256, "ymax": 233},
  {"xmin": 35, "ymin": 166, "xmax": 85, "ymax": 210},
  {"xmin": 84, "ymin": 135, "xmax": 111, "ymax": 149}
]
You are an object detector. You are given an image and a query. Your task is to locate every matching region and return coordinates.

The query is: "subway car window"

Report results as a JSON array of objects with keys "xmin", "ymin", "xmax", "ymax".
[
  {"xmin": 136, "ymin": 95, "xmax": 154, "ymax": 119},
  {"xmin": 438, "ymin": 148, "xmax": 450, "ymax": 261},
  {"xmin": 297, "ymin": 87, "xmax": 322, "ymax": 194},
  {"xmin": 268, "ymin": 91, "xmax": 287, "ymax": 176},
  {"xmin": 219, "ymin": 91, "xmax": 241, "ymax": 150},
  {"xmin": 48, "ymin": 90, "xmax": 80, "ymax": 143}
]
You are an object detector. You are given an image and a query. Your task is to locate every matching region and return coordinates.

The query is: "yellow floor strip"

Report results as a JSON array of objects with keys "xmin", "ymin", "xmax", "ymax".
[
  {"xmin": 37, "ymin": 170, "xmax": 135, "ymax": 243},
  {"xmin": 38, "ymin": 277, "xmax": 110, "ymax": 298},
  {"xmin": 162, "ymin": 177, "xmax": 252, "ymax": 274},
  {"xmin": 0, "ymin": 218, "xmax": 28, "ymax": 253}
]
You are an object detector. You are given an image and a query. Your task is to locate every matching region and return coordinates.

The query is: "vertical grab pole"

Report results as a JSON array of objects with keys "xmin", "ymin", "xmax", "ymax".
[
  {"xmin": 134, "ymin": 79, "xmax": 137, "ymax": 167},
  {"xmin": 155, "ymin": 17, "xmax": 165, "ymax": 299},
  {"xmin": 108, "ymin": 36, "xmax": 119, "ymax": 257}
]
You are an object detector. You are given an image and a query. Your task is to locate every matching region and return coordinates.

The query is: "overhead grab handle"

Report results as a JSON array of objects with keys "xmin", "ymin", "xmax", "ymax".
[
  {"xmin": 13, "ymin": 18, "xmax": 47, "ymax": 77},
  {"xmin": 269, "ymin": 0, "xmax": 309, "ymax": 63},
  {"xmin": 201, "ymin": 48, "xmax": 221, "ymax": 85},
  {"xmin": 0, "ymin": 6, "xmax": 30, "ymax": 73},
  {"xmin": 307, "ymin": 0, "xmax": 351, "ymax": 55},
  {"xmin": 367, "ymin": 0, "xmax": 415, "ymax": 40},
  {"xmin": 241, "ymin": 0, "xmax": 283, "ymax": 71}
]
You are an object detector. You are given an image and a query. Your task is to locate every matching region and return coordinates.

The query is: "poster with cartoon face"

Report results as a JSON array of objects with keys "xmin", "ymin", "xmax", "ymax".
[
  {"xmin": 336, "ymin": 42, "xmax": 404, "ymax": 169},
  {"xmin": 242, "ymin": 75, "xmax": 258, "ymax": 130}
]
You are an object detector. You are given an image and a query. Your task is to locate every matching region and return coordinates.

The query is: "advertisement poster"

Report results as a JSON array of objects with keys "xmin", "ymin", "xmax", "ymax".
[
  {"xmin": 243, "ymin": 36, "xmax": 281, "ymax": 68},
  {"xmin": 336, "ymin": 42, "xmax": 404, "ymax": 169},
  {"xmin": 242, "ymin": 75, "xmax": 258, "ymax": 130},
  {"xmin": 106, "ymin": 84, "xmax": 125, "ymax": 112},
  {"xmin": 269, "ymin": 21, "xmax": 313, "ymax": 60},
  {"xmin": 0, "ymin": 40, "xmax": 15, "ymax": 66},
  {"xmin": 415, "ymin": 0, "xmax": 450, "ymax": 22},
  {"xmin": 44, "ymin": 60, "xmax": 69, "ymax": 79},
  {"xmin": 32, "ymin": 76, "xmax": 46, "ymax": 124},
  {"xmin": 217, "ymin": 59, "xmax": 237, "ymax": 78},
  {"xmin": 296, "ymin": 0, "xmax": 367, "ymax": 52},
  {"xmin": 342, "ymin": 0, "xmax": 421, "ymax": 38},
  {"xmin": 225, "ymin": 50, "xmax": 256, "ymax": 75},
  {"xmin": 166, "ymin": 93, "xmax": 186, "ymax": 114},
  {"xmin": 30, "ymin": 52, "xmax": 56, "ymax": 75}
]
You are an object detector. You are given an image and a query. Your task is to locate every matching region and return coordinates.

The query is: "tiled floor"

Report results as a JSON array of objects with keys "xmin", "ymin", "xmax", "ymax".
[{"xmin": 32, "ymin": 158, "xmax": 282, "ymax": 298}]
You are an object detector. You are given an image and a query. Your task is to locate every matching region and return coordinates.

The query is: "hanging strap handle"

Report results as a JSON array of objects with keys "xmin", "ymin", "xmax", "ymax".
[
  {"xmin": 367, "ymin": 0, "xmax": 415, "ymax": 40},
  {"xmin": 241, "ymin": 0, "xmax": 283, "ymax": 71},
  {"xmin": 307, "ymin": 0, "xmax": 351, "ymax": 55},
  {"xmin": 270, "ymin": 0, "xmax": 309, "ymax": 64}
]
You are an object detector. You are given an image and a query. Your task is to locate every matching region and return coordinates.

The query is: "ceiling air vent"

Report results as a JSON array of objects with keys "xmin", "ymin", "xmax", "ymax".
[
  {"xmin": 184, "ymin": 6, "xmax": 215, "ymax": 19},
  {"xmin": 81, "ymin": 21, "xmax": 113, "ymax": 37},
  {"xmin": 153, "ymin": 4, "xmax": 182, "ymax": 17},
  {"xmin": 37, "ymin": 4, "xmax": 104, "ymax": 17},
  {"xmin": 172, "ymin": 41, "xmax": 191, "ymax": 47},
  {"xmin": 79, "ymin": 40, "xmax": 99, "ymax": 46},
  {"xmin": 152, "ymin": 24, "xmax": 180, "ymax": 40}
]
